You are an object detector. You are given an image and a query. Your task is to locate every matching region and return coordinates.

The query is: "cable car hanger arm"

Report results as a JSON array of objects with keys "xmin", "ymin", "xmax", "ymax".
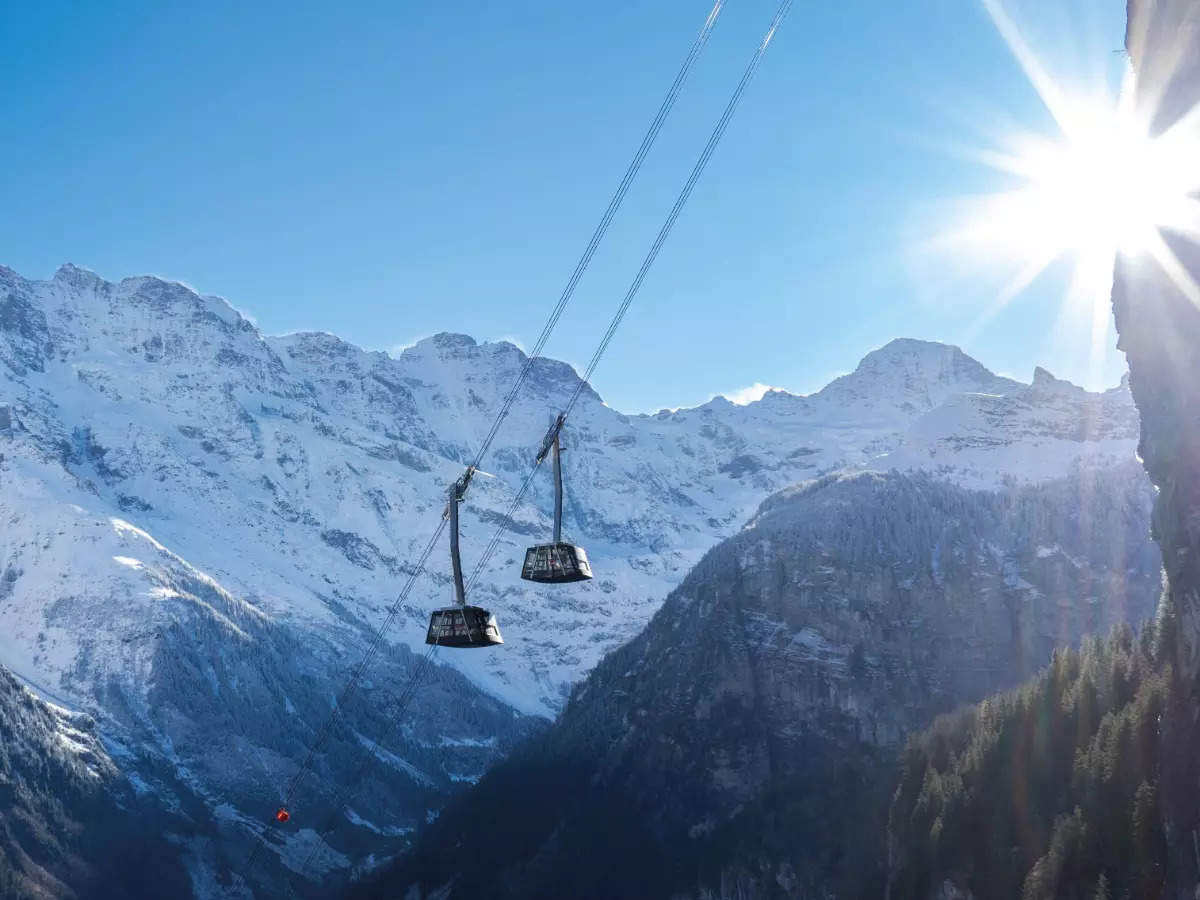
[{"xmin": 536, "ymin": 413, "xmax": 567, "ymax": 464}]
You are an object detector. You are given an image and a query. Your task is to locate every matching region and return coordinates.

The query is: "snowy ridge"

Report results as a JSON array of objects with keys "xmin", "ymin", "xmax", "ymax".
[
  {"xmin": 0, "ymin": 262, "xmax": 1146, "ymax": 894},
  {"xmin": 0, "ymin": 263, "xmax": 1140, "ymax": 718}
]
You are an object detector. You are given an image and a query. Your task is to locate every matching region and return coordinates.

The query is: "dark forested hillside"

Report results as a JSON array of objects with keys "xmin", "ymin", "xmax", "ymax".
[
  {"xmin": 347, "ymin": 468, "xmax": 1160, "ymax": 900},
  {"xmin": 0, "ymin": 666, "xmax": 194, "ymax": 899},
  {"xmin": 887, "ymin": 622, "xmax": 1168, "ymax": 900}
]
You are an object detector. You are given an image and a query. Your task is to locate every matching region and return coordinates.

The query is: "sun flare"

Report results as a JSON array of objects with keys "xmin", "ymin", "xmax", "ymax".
[
  {"xmin": 927, "ymin": 0, "xmax": 1200, "ymax": 376},
  {"xmin": 1003, "ymin": 110, "xmax": 1168, "ymax": 258},
  {"xmin": 969, "ymin": 86, "xmax": 1195, "ymax": 269}
]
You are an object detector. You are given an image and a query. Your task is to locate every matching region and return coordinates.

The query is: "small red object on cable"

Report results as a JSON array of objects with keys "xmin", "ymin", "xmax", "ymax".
[{"xmin": 275, "ymin": 808, "xmax": 291, "ymax": 823}]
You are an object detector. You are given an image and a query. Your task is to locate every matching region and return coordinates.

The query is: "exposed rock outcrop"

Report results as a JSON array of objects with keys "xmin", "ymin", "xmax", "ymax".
[{"xmin": 1118, "ymin": 2, "xmax": 1200, "ymax": 895}]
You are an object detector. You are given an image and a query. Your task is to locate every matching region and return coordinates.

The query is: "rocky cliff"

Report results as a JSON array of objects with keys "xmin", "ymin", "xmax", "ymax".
[{"xmin": 1118, "ymin": 2, "xmax": 1200, "ymax": 896}]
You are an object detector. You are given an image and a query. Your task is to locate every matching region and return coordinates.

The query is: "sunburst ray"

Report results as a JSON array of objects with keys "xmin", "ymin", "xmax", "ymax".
[{"xmin": 921, "ymin": 1, "xmax": 1200, "ymax": 375}]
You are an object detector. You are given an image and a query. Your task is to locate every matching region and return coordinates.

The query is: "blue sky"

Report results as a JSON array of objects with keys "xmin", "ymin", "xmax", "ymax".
[{"xmin": 2, "ymin": 0, "xmax": 1130, "ymax": 412}]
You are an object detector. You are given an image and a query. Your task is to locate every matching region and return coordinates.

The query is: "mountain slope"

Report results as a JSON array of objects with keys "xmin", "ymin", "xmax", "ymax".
[
  {"xmin": 0, "ymin": 664, "xmax": 194, "ymax": 899},
  {"xmin": 357, "ymin": 466, "xmax": 1159, "ymax": 900},
  {"xmin": 0, "ymin": 454, "xmax": 542, "ymax": 897},
  {"xmin": 0, "ymin": 262, "xmax": 1154, "ymax": 894},
  {"xmin": 887, "ymin": 624, "xmax": 1168, "ymax": 900}
]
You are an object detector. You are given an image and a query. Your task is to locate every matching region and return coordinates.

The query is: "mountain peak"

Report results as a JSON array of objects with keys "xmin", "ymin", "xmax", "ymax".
[
  {"xmin": 813, "ymin": 338, "xmax": 1017, "ymax": 414},
  {"xmin": 855, "ymin": 338, "xmax": 979, "ymax": 373},
  {"xmin": 54, "ymin": 262, "xmax": 96, "ymax": 278},
  {"xmin": 393, "ymin": 331, "xmax": 600, "ymax": 405},
  {"xmin": 399, "ymin": 332, "xmax": 491, "ymax": 364},
  {"xmin": 53, "ymin": 263, "xmax": 106, "ymax": 291},
  {"xmin": 398, "ymin": 333, "xmax": 536, "ymax": 364},
  {"xmin": 1030, "ymin": 366, "xmax": 1088, "ymax": 397},
  {"xmin": 430, "ymin": 332, "xmax": 479, "ymax": 352},
  {"xmin": 274, "ymin": 330, "xmax": 374, "ymax": 362}
]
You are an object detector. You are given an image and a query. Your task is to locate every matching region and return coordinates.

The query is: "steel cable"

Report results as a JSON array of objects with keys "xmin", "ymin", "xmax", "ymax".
[
  {"xmin": 284, "ymin": 644, "xmax": 442, "ymax": 897},
  {"xmin": 466, "ymin": 0, "xmax": 726, "ymax": 474},
  {"xmin": 461, "ymin": 0, "xmax": 792, "ymax": 594},
  {"xmin": 237, "ymin": 2, "xmax": 727, "ymax": 889}
]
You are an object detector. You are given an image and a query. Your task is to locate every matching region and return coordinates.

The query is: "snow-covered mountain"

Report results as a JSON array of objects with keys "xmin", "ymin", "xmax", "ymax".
[
  {"xmin": 0, "ymin": 263, "xmax": 1147, "ymax": 896},
  {"xmin": 1, "ymin": 265, "xmax": 1141, "ymax": 717}
]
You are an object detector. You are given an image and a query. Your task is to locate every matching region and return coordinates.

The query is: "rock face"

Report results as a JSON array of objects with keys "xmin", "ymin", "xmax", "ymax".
[
  {"xmin": 0, "ymin": 261, "xmax": 1155, "ymax": 895},
  {"xmin": 361, "ymin": 468, "xmax": 1160, "ymax": 900},
  {"xmin": 1119, "ymin": 2, "xmax": 1200, "ymax": 896}
]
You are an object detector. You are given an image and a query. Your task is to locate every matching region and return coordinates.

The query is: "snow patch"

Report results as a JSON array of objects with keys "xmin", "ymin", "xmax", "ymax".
[
  {"xmin": 354, "ymin": 732, "xmax": 435, "ymax": 787},
  {"xmin": 344, "ymin": 807, "xmax": 414, "ymax": 836}
]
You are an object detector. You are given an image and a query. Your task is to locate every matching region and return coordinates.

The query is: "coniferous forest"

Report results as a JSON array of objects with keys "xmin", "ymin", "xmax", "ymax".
[
  {"xmin": 887, "ymin": 621, "xmax": 1169, "ymax": 900},
  {"xmin": 0, "ymin": 668, "xmax": 193, "ymax": 899}
]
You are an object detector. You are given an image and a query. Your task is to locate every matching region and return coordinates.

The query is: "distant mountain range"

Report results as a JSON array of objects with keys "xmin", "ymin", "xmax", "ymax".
[{"xmin": 0, "ymin": 263, "xmax": 1152, "ymax": 896}]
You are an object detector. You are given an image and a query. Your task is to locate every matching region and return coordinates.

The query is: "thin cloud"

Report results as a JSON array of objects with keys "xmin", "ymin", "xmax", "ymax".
[{"xmin": 718, "ymin": 382, "xmax": 779, "ymax": 405}]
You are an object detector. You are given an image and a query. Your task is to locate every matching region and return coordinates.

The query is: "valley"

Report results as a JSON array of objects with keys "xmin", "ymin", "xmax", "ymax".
[{"xmin": 0, "ymin": 263, "xmax": 1157, "ymax": 896}]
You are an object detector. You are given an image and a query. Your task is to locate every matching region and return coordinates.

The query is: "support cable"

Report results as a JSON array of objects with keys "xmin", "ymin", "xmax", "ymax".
[
  {"xmin": 466, "ymin": 0, "xmax": 726, "ymax": 475},
  {"xmin": 464, "ymin": 0, "xmax": 792, "ymax": 593},
  {"xmin": 285, "ymin": 644, "xmax": 443, "ymax": 897},
  {"xmin": 237, "ymin": 1, "xmax": 727, "ymax": 887}
]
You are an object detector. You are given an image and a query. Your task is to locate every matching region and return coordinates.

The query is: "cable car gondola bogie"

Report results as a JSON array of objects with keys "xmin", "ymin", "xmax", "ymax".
[
  {"xmin": 426, "ymin": 473, "xmax": 504, "ymax": 648},
  {"xmin": 521, "ymin": 416, "xmax": 593, "ymax": 584}
]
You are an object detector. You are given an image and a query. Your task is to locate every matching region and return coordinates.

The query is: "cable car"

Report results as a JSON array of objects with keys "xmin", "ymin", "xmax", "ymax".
[
  {"xmin": 426, "ymin": 472, "xmax": 503, "ymax": 648},
  {"xmin": 275, "ymin": 808, "xmax": 290, "ymax": 823},
  {"xmin": 426, "ymin": 605, "xmax": 502, "ymax": 648},
  {"xmin": 521, "ymin": 542, "xmax": 592, "ymax": 583},
  {"xmin": 521, "ymin": 415, "xmax": 593, "ymax": 584}
]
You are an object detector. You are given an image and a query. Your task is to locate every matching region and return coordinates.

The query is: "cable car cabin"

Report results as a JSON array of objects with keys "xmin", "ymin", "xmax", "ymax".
[
  {"xmin": 521, "ymin": 419, "xmax": 594, "ymax": 585},
  {"xmin": 425, "ymin": 605, "xmax": 503, "ymax": 648},
  {"xmin": 521, "ymin": 542, "xmax": 592, "ymax": 584}
]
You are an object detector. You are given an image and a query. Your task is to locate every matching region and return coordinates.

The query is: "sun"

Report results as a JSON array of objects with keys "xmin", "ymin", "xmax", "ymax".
[
  {"xmin": 925, "ymin": 0, "xmax": 1200, "ymax": 369},
  {"xmin": 972, "ymin": 83, "xmax": 1194, "ymax": 266},
  {"xmin": 1011, "ymin": 106, "xmax": 1167, "ymax": 258}
]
